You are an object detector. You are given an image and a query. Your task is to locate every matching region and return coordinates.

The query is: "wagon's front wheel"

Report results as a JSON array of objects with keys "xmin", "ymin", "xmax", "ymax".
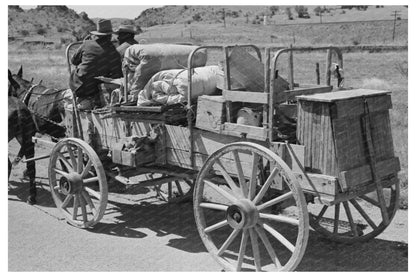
[
  {"xmin": 194, "ymin": 142, "xmax": 309, "ymax": 271},
  {"xmin": 49, "ymin": 138, "xmax": 108, "ymax": 228}
]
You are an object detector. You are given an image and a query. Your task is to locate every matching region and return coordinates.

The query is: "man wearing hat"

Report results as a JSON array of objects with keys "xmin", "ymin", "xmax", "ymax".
[
  {"xmin": 115, "ymin": 24, "xmax": 139, "ymax": 59},
  {"xmin": 69, "ymin": 19, "xmax": 123, "ymax": 109}
]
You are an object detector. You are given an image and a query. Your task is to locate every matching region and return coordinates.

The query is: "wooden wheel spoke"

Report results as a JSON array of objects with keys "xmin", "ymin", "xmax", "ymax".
[
  {"xmin": 199, "ymin": 202, "xmax": 228, "ymax": 211},
  {"xmin": 236, "ymin": 229, "xmax": 248, "ymax": 271},
  {"xmin": 249, "ymin": 153, "xmax": 259, "ymax": 200},
  {"xmin": 316, "ymin": 205, "xmax": 328, "ymax": 221},
  {"xmin": 253, "ymin": 167, "xmax": 279, "ymax": 204},
  {"xmin": 214, "ymin": 161, "xmax": 241, "ymax": 196},
  {"xmin": 77, "ymin": 146, "xmax": 83, "ymax": 173},
  {"xmin": 81, "ymin": 159, "xmax": 93, "ymax": 178},
  {"xmin": 84, "ymin": 187, "xmax": 101, "ymax": 200},
  {"xmin": 262, "ymin": 223, "xmax": 295, "ymax": 253},
  {"xmin": 333, "ymin": 203, "xmax": 340, "ymax": 234},
  {"xmin": 83, "ymin": 176, "xmax": 99, "ymax": 184},
  {"xmin": 66, "ymin": 145, "xmax": 78, "ymax": 171},
  {"xmin": 350, "ymin": 199, "xmax": 377, "ymax": 230},
  {"xmin": 257, "ymin": 191, "xmax": 293, "ymax": 211},
  {"xmin": 61, "ymin": 194, "xmax": 73, "ymax": 209},
  {"xmin": 259, "ymin": 213, "xmax": 299, "ymax": 226},
  {"xmin": 204, "ymin": 220, "xmax": 228, "ymax": 233},
  {"xmin": 78, "ymin": 193, "xmax": 88, "ymax": 223},
  {"xmin": 232, "ymin": 150, "xmax": 248, "ymax": 198},
  {"xmin": 82, "ymin": 190, "xmax": 97, "ymax": 216},
  {"xmin": 204, "ymin": 179, "xmax": 238, "ymax": 204},
  {"xmin": 217, "ymin": 228, "xmax": 240, "ymax": 256},
  {"xmin": 342, "ymin": 202, "xmax": 358, "ymax": 237},
  {"xmin": 57, "ymin": 152, "xmax": 74, "ymax": 172},
  {"xmin": 168, "ymin": 182, "xmax": 173, "ymax": 198},
  {"xmin": 376, "ymin": 187, "xmax": 390, "ymax": 225},
  {"xmin": 72, "ymin": 194, "xmax": 79, "ymax": 220},
  {"xmin": 255, "ymin": 225, "xmax": 282, "ymax": 269},
  {"xmin": 175, "ymin": 181, "xmax": 184, "ymax": 196},
  {"xmin": 53, "ymin": 168, "xmax": 70, "ymax": 179},
  {"xmin": 249, "ymin": 228, "xmax": 262, "ymax": 271},
  {"xmin": 359, "ymin": 195, "xmax": 380, "ymax": 208}
]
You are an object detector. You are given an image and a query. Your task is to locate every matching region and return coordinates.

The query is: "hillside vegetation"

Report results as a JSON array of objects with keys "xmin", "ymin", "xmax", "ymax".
[{"xmin": 8, "ymin": 5, "xmax": 408, "ymax": 47}]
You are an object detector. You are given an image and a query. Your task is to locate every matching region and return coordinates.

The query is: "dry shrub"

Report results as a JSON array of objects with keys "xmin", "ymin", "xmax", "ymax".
[{"xmin": 360, "ymin": 78, "xmax": 392, "ymax": 90}]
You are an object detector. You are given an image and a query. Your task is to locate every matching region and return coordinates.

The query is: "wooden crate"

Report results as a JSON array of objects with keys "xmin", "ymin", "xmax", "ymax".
[
  {"xmin": 296, "ymin": 89, "xmax": 400, "ymax": 191},
  {"xmin": 196, "ymin": 95, "xmax": 227, "ymax": 133}
]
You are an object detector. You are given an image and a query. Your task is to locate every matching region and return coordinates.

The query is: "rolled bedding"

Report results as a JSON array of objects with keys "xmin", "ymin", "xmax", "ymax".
[{"xmin": 137, "ymin": 65, "xmax": 221, "ymax": 106}]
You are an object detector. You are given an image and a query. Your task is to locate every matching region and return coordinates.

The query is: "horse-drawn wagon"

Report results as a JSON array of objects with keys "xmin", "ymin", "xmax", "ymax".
[{"xmin": 31, "ymin": 43, "xmax": 400, "ymax": 271}]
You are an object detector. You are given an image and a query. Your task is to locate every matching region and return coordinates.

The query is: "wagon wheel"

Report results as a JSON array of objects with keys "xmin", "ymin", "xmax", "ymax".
[
  {"xmin": 309, "ymin": 180, "xmax": 400, "ymax": 243},
  {"xmin": 49, "ymin": 138, "xmax": 108, "ymax": 228},
  {"xmin": 194, "ymin": 142, "xmax": 309, "ymax": 272},
  {"xmin": 153, "ymin": 175, "xmax": 194, "ymax": 203}
]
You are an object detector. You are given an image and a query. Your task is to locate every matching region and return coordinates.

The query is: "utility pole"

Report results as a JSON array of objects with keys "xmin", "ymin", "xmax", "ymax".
[
  {"xmin": 319, "ymin": 11, "xmax": 322, "ymax": 24},
  {"xmin": 391, "ymin": 10, "xmax": 401, "ymax": 41}
]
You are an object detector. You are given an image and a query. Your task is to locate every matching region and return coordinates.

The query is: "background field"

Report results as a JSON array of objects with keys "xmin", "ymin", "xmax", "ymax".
[{"xmin": 7, "ymin": 44, "xmax": 408, "ymax": 207}]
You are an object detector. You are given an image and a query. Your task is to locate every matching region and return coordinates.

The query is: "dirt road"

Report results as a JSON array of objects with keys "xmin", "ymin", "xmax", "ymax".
[{"xmin": 8, "ymin": 140, "xmax": 408, "ymax": 271}]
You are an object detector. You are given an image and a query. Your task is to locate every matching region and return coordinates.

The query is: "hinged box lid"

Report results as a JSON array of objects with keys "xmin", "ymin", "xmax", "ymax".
[{"xmin": 296, "ymin": 89, "xmax": 390, "ymax": 102}]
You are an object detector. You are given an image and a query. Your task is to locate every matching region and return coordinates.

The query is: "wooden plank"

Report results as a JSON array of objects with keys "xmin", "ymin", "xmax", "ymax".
[
  {"xmin": 164, "ymin": 126, "xmax": 267, "ymax": 155},
  {"xmin": 278, "ymin": 85, "xmax": 332, "ymax": 103},
  {"xmin": 222, "ymin": 90, "xmax": 269, "ymax": 104},
  {"xmin": 338, "ymin": 157, "xmax": 400, "ymax": 189},
  {"xmin": 295, "ymin": 172, "xmax": 338, "ymax": 196},
  {"xmin": 112, "ymin": 105, "xmax": 163, "ymax": 113},
  {"xmin": 222, "ymin": 123, "xmax": 268, "ymax": 141},
  {"xmin": 296, "ymin": 89, "xmax": 390, "ymax": 103}
]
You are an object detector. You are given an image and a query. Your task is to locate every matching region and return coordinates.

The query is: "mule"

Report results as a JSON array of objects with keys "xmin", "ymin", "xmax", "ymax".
[
  {"xmin": 8, "ymin": 95, "xmax": 37, "ymax": 204},
  {"xmin": 10, "ymin": 66, "xmax": 67, "ymax": 139}
]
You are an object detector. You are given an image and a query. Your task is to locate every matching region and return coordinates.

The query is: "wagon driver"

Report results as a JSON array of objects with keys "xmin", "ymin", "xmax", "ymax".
[
  {"xmin": 115, "ymin": 24, "xmax": 139, "ymax": 59},
  {"xmin": 69, "ymin": 19, "xmax": 123, "ymax": 110}
]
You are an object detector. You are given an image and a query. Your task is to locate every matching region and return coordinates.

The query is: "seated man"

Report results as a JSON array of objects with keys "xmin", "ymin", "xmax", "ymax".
[
  {"xmin": 69, "ymin": 19, "xmax": 123, "ymax": 110},
  {"xmin": 115, "ymin": 24, "xmax": 139, "ymax": 59}
]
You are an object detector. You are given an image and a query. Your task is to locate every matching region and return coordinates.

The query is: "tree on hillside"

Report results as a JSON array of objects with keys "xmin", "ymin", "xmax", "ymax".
[
  {"xmin": 295, "ymin": 6, "xmax": 310, "ymax": 18},
  {"xmin": 285, "ymin": 7, "xmax": 293, "ymax": 20},
  {"xmin": 269, "ymin": 6, "xmax": 279, "ymax": 16}
]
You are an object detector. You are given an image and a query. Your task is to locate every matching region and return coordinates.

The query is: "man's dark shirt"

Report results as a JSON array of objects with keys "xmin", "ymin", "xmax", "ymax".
[
  {"xmin": 116, "ymin": 37, "xmax": 139, "ymax": 59},
  {"xmin": 69, "ymin": 36, "xmax": 123, "ymax": 98}
]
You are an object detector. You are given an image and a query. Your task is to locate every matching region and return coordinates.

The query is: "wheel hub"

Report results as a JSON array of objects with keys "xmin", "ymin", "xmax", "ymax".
[
  {"xmin": 226, "ymin": 199, "xmax": 259, "ymax": 229},
  {"xmin": 59, "ymin": 172, "xmax": 83, "ymax": 195}
]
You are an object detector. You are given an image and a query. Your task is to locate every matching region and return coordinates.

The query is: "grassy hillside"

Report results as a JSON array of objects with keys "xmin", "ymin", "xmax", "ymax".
[{"xmin": 8, "ymin": 5, "xmax": 95, "ymax": 41}]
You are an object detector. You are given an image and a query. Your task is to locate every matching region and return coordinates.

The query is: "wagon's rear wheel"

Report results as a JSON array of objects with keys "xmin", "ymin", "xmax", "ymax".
[
  {"xmin": 49, "ymin": 138, "xmax": 108, "ymax": 228},
  {"xmin": 309, "ymin": 179, "xmax": 400, "ymax": 243},
  {"xmin": 194, "ymin": 142, "xmax": 309, "ymax": 272}
]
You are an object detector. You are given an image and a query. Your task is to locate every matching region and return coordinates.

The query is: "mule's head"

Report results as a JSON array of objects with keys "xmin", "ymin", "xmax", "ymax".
[
  {"xmin": 8, "ymin": 69, "xmax": 21, "ymax": 97},
  {"xmin": 10, "ymin": 66, "xmax": 36, "ymax": 99}
]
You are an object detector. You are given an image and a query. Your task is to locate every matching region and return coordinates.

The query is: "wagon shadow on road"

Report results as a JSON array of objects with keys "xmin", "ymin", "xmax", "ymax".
[
  {"xmin": 8, "ymin": 179, "xmax": 408, "ymax": 270},
  {"xmin": 87, "ymin": 197, "xmax": 208, "ymax": 254}
]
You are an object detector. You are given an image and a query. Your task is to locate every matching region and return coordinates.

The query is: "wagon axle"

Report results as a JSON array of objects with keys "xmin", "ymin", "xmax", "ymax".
[
  {"xmin": 59, "ymin": 172, "xmax": 83, "ymax": 195},
  {"xmin": 226, "ymin": 199, "xmax": 259, "ymax": 229}
]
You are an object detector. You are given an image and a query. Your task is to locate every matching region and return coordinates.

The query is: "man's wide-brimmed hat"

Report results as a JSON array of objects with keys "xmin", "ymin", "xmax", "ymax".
[
  {"xmin": 90, "ymin": 19, "xmax": 114, "ymax": 36},
  {"xmin": 114, "ymin": 24, "xmax": 137, "ymax": 34}
]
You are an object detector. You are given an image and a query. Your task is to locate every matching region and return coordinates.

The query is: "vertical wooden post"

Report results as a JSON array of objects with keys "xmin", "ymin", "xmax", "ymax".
[
  {"xmin": 288, "ymin": 44, "xmax": 294, "ymax": 90},
  {"xmin": 316, "ymin": 62, "xmax": 320, "ymax": 85},
  {"xmin": 325, "ymin": 49, "xmax": 332, "ymax": 86},
  {"xmin": 223, "ymin": 46, "xmax": 232, "ymax": 123},
  {"xmin": 263, "ymin": 48, "xmax": 270, "ymax": 130}
]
